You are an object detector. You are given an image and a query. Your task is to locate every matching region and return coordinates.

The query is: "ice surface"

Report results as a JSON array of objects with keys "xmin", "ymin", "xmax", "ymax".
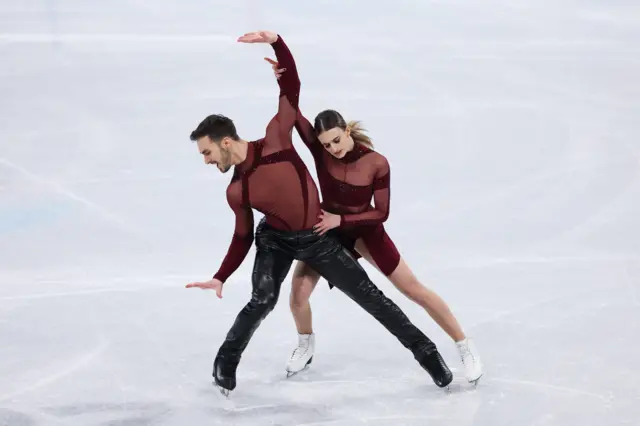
[{"xmin": 1, "ymin": 1, "xmax": 639, "ymax": 425}]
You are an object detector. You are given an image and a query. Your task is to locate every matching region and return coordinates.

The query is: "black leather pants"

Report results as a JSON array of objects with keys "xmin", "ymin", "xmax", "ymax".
[{"xmin": 218, "ymin": 219, "xmax": 437, "ymax": 361}]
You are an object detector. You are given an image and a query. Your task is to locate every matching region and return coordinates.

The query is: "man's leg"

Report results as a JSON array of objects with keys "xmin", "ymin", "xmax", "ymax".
[
  {"xmin": 302, "ymin": 237, "xmax": 453, "ymax": 388},
  {"xmin": 214, "ymin": 244, "xmax": 293, "ymax": 392}
]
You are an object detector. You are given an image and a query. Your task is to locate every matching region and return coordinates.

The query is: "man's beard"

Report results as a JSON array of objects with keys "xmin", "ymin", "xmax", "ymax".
[{"xmin": 219, "ymin": 148, "xmax": 232, "ymax": 173}]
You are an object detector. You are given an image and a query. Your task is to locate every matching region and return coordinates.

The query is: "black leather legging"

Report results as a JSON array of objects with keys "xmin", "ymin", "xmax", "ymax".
[{"xmin": 218, "ymin": 219, "xmax": 437, "ymax": 360}]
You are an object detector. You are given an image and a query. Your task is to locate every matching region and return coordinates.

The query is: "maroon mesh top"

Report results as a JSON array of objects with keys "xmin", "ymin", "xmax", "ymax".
[
  {"xmin": 294, "ymin": 112, "xmax": 391, "ymax": 228},
  {"xmin": 213, "ymin": 36, "xmax": 321, "ymax": 283}
]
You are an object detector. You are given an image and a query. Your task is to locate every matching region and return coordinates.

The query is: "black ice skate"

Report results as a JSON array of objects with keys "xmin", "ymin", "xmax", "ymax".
[
  {"xmin": 418, "ymin": 351, "xmax": 453, "ymax": 389},
  {"xmin": 213, "ymin": 352, "xmax": 239, "ymax": 396}
]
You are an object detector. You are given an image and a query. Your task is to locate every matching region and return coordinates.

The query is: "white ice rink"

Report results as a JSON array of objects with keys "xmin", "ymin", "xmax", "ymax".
[{"xmin": 1, "ymin": 1, "xmax": 639, "ymax": 425}]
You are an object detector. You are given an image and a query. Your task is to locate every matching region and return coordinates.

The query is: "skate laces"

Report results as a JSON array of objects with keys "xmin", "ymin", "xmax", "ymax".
[
  {"xmin": 291, "ymin": 342, "xmax": 309, "ymax": 360},
  {"xmin": 458, "ymin": 341, "xmax": 473, "ymax": 363}
]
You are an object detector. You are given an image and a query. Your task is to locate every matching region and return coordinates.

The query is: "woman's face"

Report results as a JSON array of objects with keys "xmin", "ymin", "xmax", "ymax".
[{"xmin": 317, "ymin": 127, "xmax": 353, "ymax": 159}]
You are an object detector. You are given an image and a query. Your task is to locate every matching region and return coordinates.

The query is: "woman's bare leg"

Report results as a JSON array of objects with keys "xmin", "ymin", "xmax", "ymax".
[
  {"xmin": 353, "ymin": 239, "xmax": 465, "ymax": 341},
  {"xmin": 286, "ymin": 261, "xmax": 321, "ymax": 376},
  {"xmin": 354, "ymin": 239, "xmax": 483, "ymax": 382},
  {"xmin": 290, "ymin": 260, "xmax": 321, "ymax": 334}
]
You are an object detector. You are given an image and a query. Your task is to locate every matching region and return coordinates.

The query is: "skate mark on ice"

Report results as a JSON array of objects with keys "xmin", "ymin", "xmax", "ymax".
[
  {"xmin": 0, "ymin": 273, "xmax": 199, "ymax": 301},
  {"xmin": 0, "ymin": 287, "xmax": 155, "ymax": 301},
  {"xmin": 222, "ymin": 404, "xmax": 281, "ymax": 413},
  {"xmin": 433, "ymin": 254, "xmax": 639, "ymax": 272},
  {"xmin": 0, "ymin": 339, "xmax": 109, "ymax": 402},
  {"xmin": 0, "ymin": 408, "xmax": 70, "ymax": 426},
  {"xmin": 3, "ymin": 273, "xmax": 196, "ymax": 287},
  {"xmin": 467, "ymin": 288, "xmax": 593, "ymax": 330},
  {"xmin": 276, "ymin": 377, "xmax": 433, "ymax": 389},
  {"xmin": 0, "ymin": 409, "xmax": 36, "ymax": 426},
  {"xmin": 0, "ymin": 157, "xmax": 136, "ymax": 234},
  {"xmin": 0, "ymin": 282, "xmax": 186, "ymax": 302},
  {"xmin": 209, "ymin": 399, "xmax": 332, "ymax": 425},
  {"xmin": 294, "ymin": 413, "xmax": 444, "ymax": 426},
  {"xmin": 44, "ymin": 401, "xmax": 169, "ymax": 417},
  {"xmin": 42, "ymin": 401, "xmax": 172, "ymax": 426},
  {"xmin": 277, "ymin": 372, "xmax": 468, "ymax": 392},
  {"xmin": 491, "ymin": 377, "xmax": 610, "ymax": 401}
]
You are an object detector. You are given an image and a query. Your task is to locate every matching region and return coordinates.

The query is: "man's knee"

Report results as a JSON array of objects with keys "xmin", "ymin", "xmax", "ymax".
[
  {"xmin": 334, "ymin": 273, "xmax": 381, "ymax": 302},
  {"xmin": 250, "ymin": 276, "xmax": 279, "ymax": 314},
  {"xmin": 249, "ymin": 293, "xmax": 278, "ymax": 317}
]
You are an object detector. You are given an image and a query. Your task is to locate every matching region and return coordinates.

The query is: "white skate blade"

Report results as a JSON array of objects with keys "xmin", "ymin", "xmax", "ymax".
[
  {"xmin": 285, "ymin": 356, "xmax": 313, "ymax": 378},
  {"xmin": 285, "ymin": 365, "xmax": 308, "ymax": 378},
  {"xmin": 469, "ymin": 372, "xmax": 484, "ymax": 386}
]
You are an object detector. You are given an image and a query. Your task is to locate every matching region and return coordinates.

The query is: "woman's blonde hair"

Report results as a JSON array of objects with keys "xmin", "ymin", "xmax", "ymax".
[
  {"xmin": 345, "ymin": 120, "xmax": 373, "ymax": 149},
  {"xmin": 314, "ymin": 109, "xmax": 374, "ymax": 149}
]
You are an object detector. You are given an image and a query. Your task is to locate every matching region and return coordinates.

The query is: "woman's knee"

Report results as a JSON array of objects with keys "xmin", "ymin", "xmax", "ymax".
[
  {"xmin": 290, "ymin": 278, "xmax": 312, "ymax": 309},
  {"xmin": 389, "ymin": 260, "xmax": 428, "ymax": 301},
  {"xmin": 290, "ymin": 262, "xmax": 319, "ymax": 309}
]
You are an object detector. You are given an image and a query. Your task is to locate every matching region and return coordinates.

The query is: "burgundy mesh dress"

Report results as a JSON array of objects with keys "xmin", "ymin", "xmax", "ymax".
[{"xmin": 294, "ymin": 114, "xmax": 401, "ymax": 276}]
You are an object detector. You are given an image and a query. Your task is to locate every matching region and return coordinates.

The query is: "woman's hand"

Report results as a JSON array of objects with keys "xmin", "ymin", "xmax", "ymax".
[
  {"xmin": 264, "ymin": 57, "xmax": 285, "ymax": 79},
  {"xmin": 313, "ymin": 210, "xmax": 341, "ymax": 235}
]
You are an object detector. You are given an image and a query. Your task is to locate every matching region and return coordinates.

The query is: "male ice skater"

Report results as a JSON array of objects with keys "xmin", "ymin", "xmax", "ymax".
[{"xmin": 186, "ymin": 30, "xmax": 453, "ymax": 395}]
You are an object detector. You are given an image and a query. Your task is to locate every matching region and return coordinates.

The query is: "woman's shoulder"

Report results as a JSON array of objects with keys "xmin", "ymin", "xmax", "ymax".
[{"xmin": 364, "ymin": 148, "xmax": 389, "ymax": 169}]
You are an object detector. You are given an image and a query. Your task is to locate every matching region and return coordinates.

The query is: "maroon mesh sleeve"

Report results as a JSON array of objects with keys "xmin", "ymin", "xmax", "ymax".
[
  {"xmin": 263, "ymin": 36, "xmax": 300, "ymax": 155},
  {"xmin": 340, "ymin": 158, "xmax": 391, "ymax": 227},
  {"xmin": 272, "ymin": 35, "xmax": 300, "ymax": 110},
  {"xmin": 213, "ymin": 181, "xmax": 255, "ymax": 283},
  {"xmin": 295, "ymin": 110, "xmax": 324, "ymax": 159}
]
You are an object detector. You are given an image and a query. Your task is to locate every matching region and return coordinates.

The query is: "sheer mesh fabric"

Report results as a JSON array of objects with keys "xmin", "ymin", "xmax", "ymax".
[
  {"xmin": 294, "ymin": 112, "xmax": 391, "ymax": 227},
  {"xmin": 212, "ymin": 36, "xmax": 321, "ymax": 282}
]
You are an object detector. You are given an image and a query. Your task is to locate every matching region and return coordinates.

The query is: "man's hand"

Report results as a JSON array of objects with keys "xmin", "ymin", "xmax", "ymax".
[
  {"xmin": 186, "ymin": 278, "xmax": 224, "ymax": 299},
  {"xmin": 237, "ymin": 31, "xmax": 278, "ymax": 44}
]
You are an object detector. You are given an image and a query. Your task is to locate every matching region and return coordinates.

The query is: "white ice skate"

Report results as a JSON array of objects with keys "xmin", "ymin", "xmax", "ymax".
[
  {"xmin": 456, "ymin": 337, "xmax": 483, "ymax": 385},
  {"xmin": 286, "ymin": 333, "xmax": 315, "ymax": 377}
]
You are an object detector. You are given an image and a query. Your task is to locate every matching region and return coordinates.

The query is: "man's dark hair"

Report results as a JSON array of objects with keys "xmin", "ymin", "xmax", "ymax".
[{"xmin": 190, "ymin": 114, "xmax": 239, "ymax": 142}]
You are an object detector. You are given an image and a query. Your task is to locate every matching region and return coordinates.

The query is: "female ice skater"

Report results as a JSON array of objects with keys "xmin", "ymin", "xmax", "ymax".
[{"xmin": 265, "ymin": 58, "xmax": 483, "ymax": 384}]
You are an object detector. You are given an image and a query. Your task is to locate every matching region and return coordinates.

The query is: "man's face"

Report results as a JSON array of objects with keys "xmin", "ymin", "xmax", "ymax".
[{"xmin": 197, "ymin": 136, "xmax": 232, "ymax": 173}]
